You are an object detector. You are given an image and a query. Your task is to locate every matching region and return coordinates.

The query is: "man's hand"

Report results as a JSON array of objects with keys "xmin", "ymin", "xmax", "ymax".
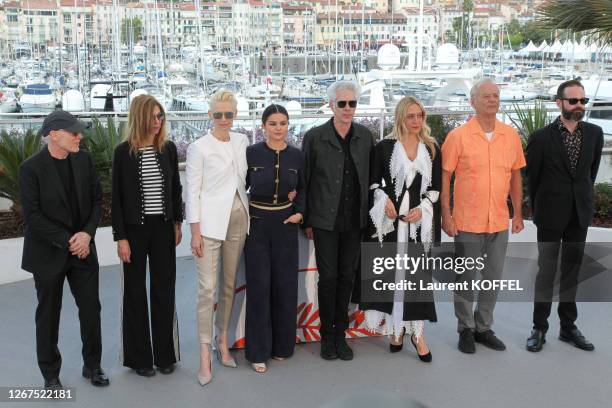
[
  {"xmin": 442, "ymin": 213, "xmax": 458, "ymax": 237},
  {"xmin": 69, "ymin": 232, "xmax": 91, "ymax": 258},
  {"xmin": 117, "ymin": 239, "xmax": 131, "ymax": 263},
  {"xmin": 512, "ymin": 216, "xmax": 524, "ymax": 234},
  {"xmin": 304, "ymin": 227, "xmax": 313, "ymax": 240}
]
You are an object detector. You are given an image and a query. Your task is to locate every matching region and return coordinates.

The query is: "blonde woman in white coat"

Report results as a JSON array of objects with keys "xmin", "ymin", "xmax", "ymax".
[{"xmin": 185, "ymin": 90, "xmax": 249, "ymax": 385}]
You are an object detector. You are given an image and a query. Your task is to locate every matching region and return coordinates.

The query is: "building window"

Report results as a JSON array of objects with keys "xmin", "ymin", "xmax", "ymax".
[{"xmin": 64, "ymin": 14, "xmax": 71, "ymax": 24}]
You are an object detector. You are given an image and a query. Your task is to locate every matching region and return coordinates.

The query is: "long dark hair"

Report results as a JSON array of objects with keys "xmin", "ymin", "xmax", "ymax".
[{"xmin": 262, "ymin": 104, "xmax": 289, "ymax": 124}]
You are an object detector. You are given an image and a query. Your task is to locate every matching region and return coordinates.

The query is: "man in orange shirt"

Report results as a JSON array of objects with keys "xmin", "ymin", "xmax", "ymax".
[{"xmin": 441, "ymin": 79, "xmax": 525, "ymax": 354}]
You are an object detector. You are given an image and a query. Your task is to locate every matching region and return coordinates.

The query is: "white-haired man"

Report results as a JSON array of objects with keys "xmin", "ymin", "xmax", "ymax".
[
  {"xmin": 302, "ymin": 81, "xmax": 374, "ymax": 360},
  {"xmin": 441, "ymin": 79, "xmax": 526, "ymax": 354}
]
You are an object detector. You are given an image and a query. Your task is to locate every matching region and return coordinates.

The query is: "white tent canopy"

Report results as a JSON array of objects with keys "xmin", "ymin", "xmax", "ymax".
[
  {"xmin": 537, "ymin": 40, "xmax": 549, "ymax": 52},
  {"xmin": 518, "ymin": 41, "xmax": 540, "ymax": 55}
]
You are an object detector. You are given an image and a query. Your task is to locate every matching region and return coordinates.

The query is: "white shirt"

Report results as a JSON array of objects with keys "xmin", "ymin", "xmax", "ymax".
[{"xmin": 185, "ymin": 131, "xmax": 249, "ymax": 240}]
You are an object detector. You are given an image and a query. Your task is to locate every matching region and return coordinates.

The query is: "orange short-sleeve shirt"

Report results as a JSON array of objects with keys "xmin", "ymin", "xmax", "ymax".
[{"xmin": 442, "ymin": 117, "xmax": 526, "ymax": 233}]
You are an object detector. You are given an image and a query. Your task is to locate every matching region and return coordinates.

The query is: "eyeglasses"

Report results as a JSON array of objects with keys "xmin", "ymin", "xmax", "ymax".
[
  {"xmin": 336, "ymin": 100, "xmax": 357, "ymax": 108},
  {"xmin": 212, "ymin": 111, "xmax": 235, "ymax": 120},
  {"xmin": 405, "ymin": 113, "xmax": 425, "ymax": 121},
  {"xmin": 152, "ymin": 112, "xmax": 165, "ymax": 122},
  {"xmin": 559, "ymin": 97, "xmax": 589, "ymax": 105}
]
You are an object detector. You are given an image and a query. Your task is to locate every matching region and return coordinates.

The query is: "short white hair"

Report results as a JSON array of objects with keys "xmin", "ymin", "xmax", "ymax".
[
  {"xmin": 470, "ymin": 78, "xmax": 498, "ymax": 100},
  {"xmin": 327, "ymin": 81, "xmax": 361, "ymax": 102}
]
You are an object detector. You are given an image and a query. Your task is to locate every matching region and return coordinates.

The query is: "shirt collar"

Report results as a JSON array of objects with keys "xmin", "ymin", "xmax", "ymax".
[{"xmin": 556, "ymin": 116, "xmax": 582, "ymax": 133}]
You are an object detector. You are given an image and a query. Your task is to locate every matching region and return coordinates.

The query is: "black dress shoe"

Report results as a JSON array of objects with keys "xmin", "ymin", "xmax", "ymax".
[
  {"xmin": 158, "ymin": 364, "xmax": 176, "ymax": 375},
  {"xmin": 320, "ymin": 339, "xmax": 338, "ymax": 360},
  {"xmin": 134, "ymin": 367, "xmax": 156, "ymax": 377},
  {"xmin": 559, "ymin": 328, "xmax": 595, "ymax": 351},
  {"xmin": 458, "ymin": 329, "xmax": 476, "ymax": 354},
  {"xmin": 526, "ymin": 329, "xmax": 546, "ymax": 352},
  {"xmin": 335, "ymin": 339, "xmax": 354, "ymax": 361},
  {"xmin": 474, "ymin": 330, "xmax": 506, "ymax": 351},
  {"xmin": 410, "ymin": 335, "xmax": 432, "ymax": 363},
  {"xmin": 82, "ymin": 366, "xmax": 110, "ymax": 386},
  {"xmin": 44, "ymin": 378, "xmax": 63, "ymax": 391}
]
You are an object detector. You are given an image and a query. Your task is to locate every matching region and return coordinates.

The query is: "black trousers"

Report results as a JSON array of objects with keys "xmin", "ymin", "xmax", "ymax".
[
  {"xmin": 533, "ymin": 207, "xmax": 588, "ymax": 332},
  {"xmin": 312, "ymin": 227, "xmax": 361, "ymax": 340},
  {"xmin": 122, "ymin": 216, "xmax": 179, "ymax": 369},
  {"xmin": 33, "ymin": 256, "xmax": 102, "ymax": 381},
  {"xmin": 244, "ymin": 208, "xmax": 299, "ymax": 363}
]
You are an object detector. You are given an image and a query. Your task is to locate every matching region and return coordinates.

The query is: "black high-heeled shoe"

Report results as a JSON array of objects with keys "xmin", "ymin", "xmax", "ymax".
[
  {"xmin": 389, "ymin": 328, "xmax": 406, "ymax": 353},
  {"xmin": 410, "ymin": 334, "xmax": 432, "ymax": 362}
]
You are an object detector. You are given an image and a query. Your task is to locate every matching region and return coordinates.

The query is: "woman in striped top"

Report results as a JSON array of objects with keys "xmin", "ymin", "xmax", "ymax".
[{"xmin": 111, "ymin": 94, "xmax": 183, "ymax": 377}]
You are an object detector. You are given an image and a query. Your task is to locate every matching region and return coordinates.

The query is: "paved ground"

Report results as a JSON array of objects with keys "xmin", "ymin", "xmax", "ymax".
[{"xmin": 1, "ymin": 256, "xmax": 611, "ymax": 408}]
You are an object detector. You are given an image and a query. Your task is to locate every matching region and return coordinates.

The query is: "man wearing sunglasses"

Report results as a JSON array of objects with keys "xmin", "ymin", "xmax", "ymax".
[
  {"xmin": 525, "ymin": 79, "xmax": 604, "ymax": 352},
  {"xmin": 19, "ymin": 110, "xmax": 109, "ymax": 390},
  {"xmin": 302, "ymin": 81, "xmax": 374, "ymax": 361}
]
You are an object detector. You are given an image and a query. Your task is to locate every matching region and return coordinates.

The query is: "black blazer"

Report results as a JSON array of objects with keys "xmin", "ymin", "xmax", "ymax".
[
  {"xmin": 302, "ymin": 119, "xmax": 375, "ymax": 230},
  {"xmin": 111, "ymin": 140, "xmax": 183, "ymax": 241},
  {"xmin": 526, "ymin": 119, "xmax": 604, "ymax": 231},
  {"xmin": 19, "ymin": 147, "xmax": 102, "ymax": 275}
]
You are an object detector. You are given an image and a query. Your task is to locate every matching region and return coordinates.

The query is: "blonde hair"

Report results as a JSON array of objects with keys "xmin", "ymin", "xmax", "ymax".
[
  {"xmin": 125, "ymin": 94, "xmax": 167, "ymax": 155},
  {"xmin": 209, "ymin": 89, "xmax": 238, "ymax": 112},
  {"xmin": 387, "ymin": 96, "xmax": 437, "ymax": 159}
]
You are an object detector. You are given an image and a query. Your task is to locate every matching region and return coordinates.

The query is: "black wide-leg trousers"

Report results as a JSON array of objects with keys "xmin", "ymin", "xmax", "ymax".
[
  {"xmin": 244, "ymin": 208, "xmax": 299, "ymax": 363},
  {"xmin": 121, "ymin": 216, "xmax": 179, "ymax": 369}
]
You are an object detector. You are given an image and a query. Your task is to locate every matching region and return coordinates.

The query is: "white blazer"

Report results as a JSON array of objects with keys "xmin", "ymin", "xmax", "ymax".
[{"xmin": 185, "ymin": 131, "xmax": 249, "ymax": 240}]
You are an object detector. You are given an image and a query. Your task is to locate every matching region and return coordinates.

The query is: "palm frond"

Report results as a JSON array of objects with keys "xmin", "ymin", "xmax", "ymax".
[
  {"xmin": 538, "ymin": 0, "xmax": 612, "ymax": 45},
  {"xmin": 508, "ymin": 101, "xmax": 551, "ymax": 145}
]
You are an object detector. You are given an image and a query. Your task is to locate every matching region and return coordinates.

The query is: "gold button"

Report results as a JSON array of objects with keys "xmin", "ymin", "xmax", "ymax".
[
  {"xmin": 275, "ymin": 165, "xmax": 279, "ymax": 168},
  {"xmin": 274, "ymin": 194, "xmax": 277, "ymax": 198},
  {"xmin": 275, "ymin": 179, "xmax": 279, "ymax": 183}
]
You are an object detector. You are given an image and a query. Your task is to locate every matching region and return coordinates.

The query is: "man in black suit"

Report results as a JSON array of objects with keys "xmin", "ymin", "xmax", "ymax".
[
  {"xmin": 302, "ymin": 81, "xmax": 374, "ymax": 361},
  {"xmin": 19, "ymin": 110, "xmax": 110, "ymax": 390},
  {"xmin": 525, "ymin": 80, "xmax": 604, "ymax": 352}
]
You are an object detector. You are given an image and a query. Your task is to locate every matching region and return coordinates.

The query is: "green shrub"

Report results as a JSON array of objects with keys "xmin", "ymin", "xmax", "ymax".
[
  {"xmin": 81, "ymin": 116, "xmax": 124, "ymax": 194},
  {"xmin": 0, "ymin": 129, "xmax": 43, "ymax": 213},
  {"xmin": 594, "ymin": 182, "xmax": 612, "ymax": 221}
]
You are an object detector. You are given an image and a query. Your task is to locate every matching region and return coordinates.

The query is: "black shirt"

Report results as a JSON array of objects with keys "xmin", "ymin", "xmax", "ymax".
[
  {"xmin": 52, "ymin": 156, "xmax": 81, "ymax": 233},
  {"xmin": 333, "ymin": 123, "xmax": 360, "ymax": 231}
]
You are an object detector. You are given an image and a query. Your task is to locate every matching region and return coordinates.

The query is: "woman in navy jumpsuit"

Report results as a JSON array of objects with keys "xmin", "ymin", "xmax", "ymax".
[{"xmin": 244, "ymin": 104, "xmax": 305, "ymax": 373}]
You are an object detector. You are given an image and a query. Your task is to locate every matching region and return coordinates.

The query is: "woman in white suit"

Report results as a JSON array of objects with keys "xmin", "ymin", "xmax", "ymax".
[{"xmin": 185, "ymin": 90, "xmax": 249, "ymax": 385}]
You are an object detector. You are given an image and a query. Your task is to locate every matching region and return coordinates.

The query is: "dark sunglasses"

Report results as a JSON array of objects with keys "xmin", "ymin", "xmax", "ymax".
[
  {"xmin": 559, "ymin": 97, "xmax": 589, "ymax": 105},
  {"xmin": 336, "ymin": 100, "xmax": 357, "ymax": 108},
  {"xmin": 212, "ymin": 111, "xmax": 235, "ymax": 119},
  {"xmin": 153, "ymin": 112, "xmax": 165, "ymax": 121}
]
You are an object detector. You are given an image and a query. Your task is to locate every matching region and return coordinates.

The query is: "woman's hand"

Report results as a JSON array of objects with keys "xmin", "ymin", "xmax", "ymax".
[
  {"xmin": 191, "ymin": 234, "xmax": 203, "ymax": 258},
  {"xmin": 284, "ymin": 213, "xmax": 303, "ymax": 224},
  {"xmin": 175, "ymin": 223, "xmax": 182, "ymax": 246},
  {"xmin": 404, "ymin": 207, "xmax": 422, "ymax": 223},
  {"xmin": 117, "ymin": 239, "xmax": 131, "ymax": 263},
  {"xmin": 384, "ymin": 198, "xmax": 397, "ymax": 219}
]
